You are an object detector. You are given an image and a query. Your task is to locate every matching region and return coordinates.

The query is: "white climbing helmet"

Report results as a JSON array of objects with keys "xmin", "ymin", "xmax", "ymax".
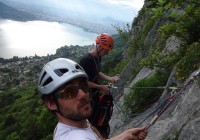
[{"xmin": 38, "ymin": 58, "xmax": 88, "ymax": 95}]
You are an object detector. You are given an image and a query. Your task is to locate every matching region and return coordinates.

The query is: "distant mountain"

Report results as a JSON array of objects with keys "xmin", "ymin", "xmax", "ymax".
[
  {"xmin": 0, "ymin": 1, "xmax": 36, "ymax": 21},
  {"xmin": 101, "ymin": 17, "xmax": 131, "ymax": 28},
  {"xmin": 0, "ymin": 0, "xmax": 118, "ymax": 34}
]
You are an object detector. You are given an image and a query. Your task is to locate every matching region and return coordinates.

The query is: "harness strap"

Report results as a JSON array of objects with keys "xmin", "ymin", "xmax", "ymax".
[
  {"xmin": 89, "ymin": 53, "xmax": 100, "ymax": 82},
  {"xmin": 53, "ymin": 126, "xmax": 57, "ymax": 140},
  {"xmin": 89, "ymin": 122, "xmax": 105, "ymax": 140}
]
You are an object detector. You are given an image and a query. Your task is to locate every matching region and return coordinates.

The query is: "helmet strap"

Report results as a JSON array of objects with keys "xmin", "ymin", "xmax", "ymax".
[
  {"xmin": 96, "ymin": 45, "xmax": 104, "ymax": 57},
  {"xmin": 53, "ymin": 95, "xmax": 65, "ymax": 117}
]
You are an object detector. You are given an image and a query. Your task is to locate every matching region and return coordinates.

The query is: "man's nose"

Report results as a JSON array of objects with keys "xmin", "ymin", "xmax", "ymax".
[{"xmin": 76, "ymin": 89, "xmax": 89, "ymax": 99}]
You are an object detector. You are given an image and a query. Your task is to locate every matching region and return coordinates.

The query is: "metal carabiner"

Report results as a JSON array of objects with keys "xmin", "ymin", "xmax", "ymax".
[
  {"xmin": 108, "ymin": 83, "xmax": 113, "ymax": 88},
  {"xmin": 195, "ymin": 70, "xmax": 200, "ymax": 76},
  {"xmin": 108, "ymin": 83, "xmax": 118, "ymax": 89}
]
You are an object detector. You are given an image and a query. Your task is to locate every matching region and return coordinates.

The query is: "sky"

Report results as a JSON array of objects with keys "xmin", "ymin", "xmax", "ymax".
[
  {"xmin": 93, "ymin": 0, "xmax": 145, "ymax": 21},
  {"xmin": 49, "ymin": 0, "xmax": 145, "ymax": 22},
  {"xmin": 103, "ymin": 0, "xmax": 144, "ymax": 10}
]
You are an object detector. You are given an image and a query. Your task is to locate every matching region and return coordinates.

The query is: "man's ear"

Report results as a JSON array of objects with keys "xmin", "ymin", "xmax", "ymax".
[{"xmin": 45, "ymin": 98, "xmax": 57, "ymax": 111}]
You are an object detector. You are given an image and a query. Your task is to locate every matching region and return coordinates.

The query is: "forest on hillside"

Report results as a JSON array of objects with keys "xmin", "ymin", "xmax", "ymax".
[{"xmin": 0, "ymin": 35, "xmax": 124, "ymax": 140}]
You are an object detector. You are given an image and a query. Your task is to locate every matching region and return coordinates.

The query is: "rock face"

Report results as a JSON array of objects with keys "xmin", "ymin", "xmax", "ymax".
[
  {"xmin": 110, "ymin": 69, "xmax": 200, "ymax": 139},
  {"xmin": 110, "ymin": 0, "xmax": 200, "ymax": 139},
  {"xmin": 109, "ymin": 21, "xmax": 200, "ymax": 138}
]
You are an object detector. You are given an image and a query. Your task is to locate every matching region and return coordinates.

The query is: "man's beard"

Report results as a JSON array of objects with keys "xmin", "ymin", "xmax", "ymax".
[
  {"xmin": 62, "ymin": 98, "xmax": 92, "ymax": 121},
  {"xmin": 65, "ymin": 112, "xmax": 91, "ymax": 121}
]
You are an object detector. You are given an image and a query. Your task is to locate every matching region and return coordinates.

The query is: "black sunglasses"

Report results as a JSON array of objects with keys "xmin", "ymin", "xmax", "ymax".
[{"xmin": 55, "ymin": 81, "xmax": 89, "ymax": 99}]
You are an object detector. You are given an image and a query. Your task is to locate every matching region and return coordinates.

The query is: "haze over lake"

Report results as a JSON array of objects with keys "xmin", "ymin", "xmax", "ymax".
[{"xmin": 0, "ymin": 20, "xmax": 98, "ymax": 59}]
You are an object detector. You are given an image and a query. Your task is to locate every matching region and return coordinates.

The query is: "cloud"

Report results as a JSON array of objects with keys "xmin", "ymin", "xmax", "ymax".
[{"xmin": 102, "ymin": 0, "xmax": 144, "ymax": 10}]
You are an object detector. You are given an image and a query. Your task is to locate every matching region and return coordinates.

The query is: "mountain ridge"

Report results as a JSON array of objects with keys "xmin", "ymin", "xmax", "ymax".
[
  {"xmin": 0, "ymin": 0, "xmax": 119, "ymax": 34},
  {"xmin": 0, "ymin": 1, "xmax": 37, "ymax": 21}
]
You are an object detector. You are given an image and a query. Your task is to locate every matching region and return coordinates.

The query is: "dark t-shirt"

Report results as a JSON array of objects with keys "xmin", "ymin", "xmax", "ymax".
[
  {"xmin": 79, "ymin": 53, "xmax": 101, "ymax": 82},
  {"xmin": 80, "ymin": 53, "xmax": 111, "ymax": 136},
  {"xmin": 79, "ymin": 53, "xmax": 101, "ymax": 94}
]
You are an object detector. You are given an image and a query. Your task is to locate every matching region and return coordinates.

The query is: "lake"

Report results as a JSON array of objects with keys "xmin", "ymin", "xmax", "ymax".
[{"xmin": 0, "ymin": 20, "xmax": 98, "ymax": 59}]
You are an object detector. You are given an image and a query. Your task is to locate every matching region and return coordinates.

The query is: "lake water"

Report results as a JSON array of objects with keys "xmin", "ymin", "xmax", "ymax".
[{"xmin": 0, "ymin": 20, "xmax": 98, "ymax": 59}]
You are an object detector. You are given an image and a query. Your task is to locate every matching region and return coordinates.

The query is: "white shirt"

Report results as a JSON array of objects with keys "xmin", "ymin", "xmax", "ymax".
[{"xmin": 53, "ymin": 122, "xmax": 101, "ymax": 140}]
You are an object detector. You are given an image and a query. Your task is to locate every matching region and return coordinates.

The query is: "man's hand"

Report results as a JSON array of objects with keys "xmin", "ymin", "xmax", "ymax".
[
  {"xmin": 111, "ymin": 75, "xmax": 120, "ymax": 84},
  {"xmin": 99, "ymin": 85, "xmax": 110, "ymax": 93},
  {"xmin": 108, "ymin": 127, "xmax": 148, "ymax": 140}
]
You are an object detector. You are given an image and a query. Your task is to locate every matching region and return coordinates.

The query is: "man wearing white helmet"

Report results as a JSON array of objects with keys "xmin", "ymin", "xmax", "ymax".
[{"xmin": 38, "ymin": 58, "xmax": 147, "ymax": 140}]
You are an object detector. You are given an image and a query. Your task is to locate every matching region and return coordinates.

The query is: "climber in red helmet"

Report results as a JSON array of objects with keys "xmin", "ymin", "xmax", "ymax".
[{"xmin": 79, "ymin": 33, "xmax": 120, "ymax": 138}]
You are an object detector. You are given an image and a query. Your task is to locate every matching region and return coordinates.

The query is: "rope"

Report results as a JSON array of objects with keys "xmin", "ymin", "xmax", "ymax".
[
  {"xmin": 134, "ymin": 88, "xmax": 177, "ymax": 127},
  {"xmin": 145, "ymin": 70, "xmax": 200, "ymax": 130},
  {"xmin": 109, "ymin": 70, "xmax": 200, "ymax": 129},
  {"xmin": 108, "ymin": 83, "xmax": 177, "ymax": 120},
  {"xmin": 109, "ymin": 83, "xmax": 179, "ymax": 90},
  {"xmin": 135, "ymin": 97, "xmax": 169, "ymax": 127}
]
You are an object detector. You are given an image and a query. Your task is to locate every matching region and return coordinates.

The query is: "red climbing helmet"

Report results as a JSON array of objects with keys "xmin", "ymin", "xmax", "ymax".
[{"xmin": 95, "ymin": 33, "xmax": 114, "ymax": 51}]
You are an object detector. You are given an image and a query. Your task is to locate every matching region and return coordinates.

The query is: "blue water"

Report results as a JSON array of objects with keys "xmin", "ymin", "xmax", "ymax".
[{"xmin": 0, "ymin": 20, "xmax": 98, "ymax": 58}]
